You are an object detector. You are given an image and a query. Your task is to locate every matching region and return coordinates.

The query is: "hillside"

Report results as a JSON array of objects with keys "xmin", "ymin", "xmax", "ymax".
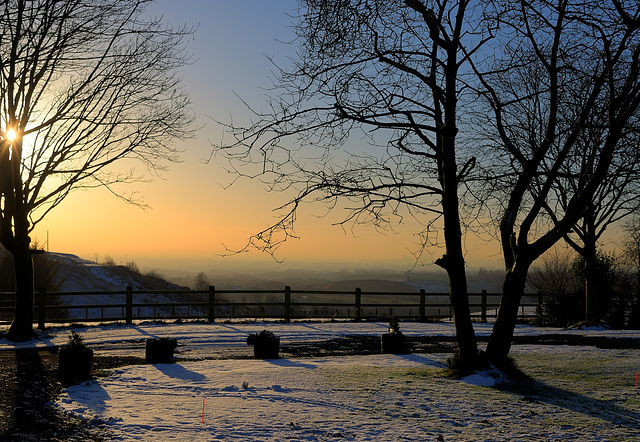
[{"xmin": 46, "ymin": 253, "xmax": 185, "ymax": 292}]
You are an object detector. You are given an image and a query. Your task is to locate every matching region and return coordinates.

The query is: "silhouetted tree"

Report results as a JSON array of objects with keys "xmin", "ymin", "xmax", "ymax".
[
  {"xmin": 213, "ymin": 0, "xmax": 491, "ymax": 370},
  {"xmin": 527, "ymin": 248, "xmax": 581, "ymax": 327},
  {"xmin": 529, "ymin": 248, "xmax": 631, "ymax": 328},
  {"xmin": 0, "ymin": 0, "xmax": 194, "ymax": 340},
  {"xmin": 622, "ymin": 216, "xmax": 640, "ymax": 327},
  {"xmin": 193, "ymin": 272, "xmax": 210, "ymax": 291},
  {"xmin": 560, "ymin": 130, "xmax": 640, "ymax": 323},
  {"xmin": 472, "ymin": 0, "xmax": 640, "ymax": 365}
]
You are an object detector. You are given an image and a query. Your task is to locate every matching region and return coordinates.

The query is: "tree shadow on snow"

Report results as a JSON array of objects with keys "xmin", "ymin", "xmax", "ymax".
[
  {"xmin": 64, "ymin": 379, "xmax": 111, "ymax": 415},
  {"xmin": 496, "ymin": 379, "xmax": 640, "ymax": 428},
  {"xmin": 152, "ymin": 363, "xmax": 207, "ymax": 382},
  {"xmin": 265, "ymin": 358, "xmax": 318, "ymax": 369},
  {"xmin": 396, "ymin": 353, "xmax": 446, "ymax": 368}
]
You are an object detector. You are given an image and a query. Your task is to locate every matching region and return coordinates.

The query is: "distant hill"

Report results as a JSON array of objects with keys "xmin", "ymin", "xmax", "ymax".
[
  {"xmin": 44, "ymin": 253, "xmax": 197, "ymax": 321},
  {"xmin": 46, "ymin": 252, "xmax": 185, "ymax": 292},
  {"xmin": 321, "ymin": 279, "xmax": 419, "ymax": 292}
]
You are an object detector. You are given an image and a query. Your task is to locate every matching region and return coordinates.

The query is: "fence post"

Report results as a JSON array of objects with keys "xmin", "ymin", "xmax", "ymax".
[
  {"xmin": 354, "ymin": 288, "xmax": 362, "ymax": 322},
  {"xmin": 38, "ymin": 287, "xmax": 46, "ymax": 330},
  {"xmin": 126, "ymin": 286, "xmax": 133, "ymax": 325},
  {"xmin": 208, "ymin": 286, "xmax": 216, "ymax": 323},
  {"xmin": 481, "ymin": 290, "xmax": 487, "ymax": 323},
  {"xmin": 419, "ymin": 289, "xmax": 426, "ymax": 322},
  {"xmin": 284, "ymin": 286, "xmax": 291, "ymax": 323}
]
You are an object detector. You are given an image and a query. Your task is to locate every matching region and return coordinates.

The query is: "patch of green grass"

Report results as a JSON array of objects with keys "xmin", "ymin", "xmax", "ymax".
[
  {"xmin": 399, "ymin": 368, "xmax": 437, "ymax": 379},
  {"xmin": 93, "ymin": 369, "xmax": 113, "ymax": 378}
]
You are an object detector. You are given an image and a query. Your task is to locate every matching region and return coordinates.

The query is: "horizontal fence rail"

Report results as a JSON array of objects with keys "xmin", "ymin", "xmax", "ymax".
[{"xmin": 0, "ymin": 286, "xmax": 541, "ymax": 329}]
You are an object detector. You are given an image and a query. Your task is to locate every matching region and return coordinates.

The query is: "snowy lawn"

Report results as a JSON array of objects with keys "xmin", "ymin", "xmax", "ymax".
[
  {"xmin": 4, "ymin": 320, "xmax": 640, "ymax": 353},
  {"xmin": 9, "ymin": 321, "xmax": 631, "ymax": 441},
  {"xmin": 53, "ymin": 347, "xmax": 640, "ymax": 441}
]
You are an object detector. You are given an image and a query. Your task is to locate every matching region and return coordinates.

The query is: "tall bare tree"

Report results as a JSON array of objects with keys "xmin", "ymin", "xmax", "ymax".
[
  {"xmin": 214, "ymin": 0, "xmax": 491, "ymax": 369},
  {"xmin": 560, "ymin": 130, "xmax": 640, "ymax": 323},
  {"xmin": 622, "ymin": 216, "xmax": 640, "ymax": 326},
  {"xmin": 0, "ymin": 0, "xmax": 194, "ymax": 339},
  {"xmin": 473, "ymin": 0, "xmax": 640, "ymax": 365}
]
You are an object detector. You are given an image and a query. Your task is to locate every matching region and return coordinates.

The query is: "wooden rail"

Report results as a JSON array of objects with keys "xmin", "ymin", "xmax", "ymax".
[{"xmin": 0, "ymin": 286, "xmax": 541, "ymax": 329}]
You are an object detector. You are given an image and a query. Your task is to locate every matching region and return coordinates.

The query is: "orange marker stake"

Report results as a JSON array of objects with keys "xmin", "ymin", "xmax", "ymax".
[{"xmin": 202, "ymin": 398, "xmax": 205, "ymax": 423}]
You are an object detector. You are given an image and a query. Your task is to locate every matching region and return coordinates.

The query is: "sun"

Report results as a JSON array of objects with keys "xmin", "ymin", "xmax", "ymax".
[{"xmin": 6, "ymin": 128, "xmax": 16, "ymax": 142}]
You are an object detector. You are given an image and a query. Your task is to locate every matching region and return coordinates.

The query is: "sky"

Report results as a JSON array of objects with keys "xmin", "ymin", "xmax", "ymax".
[{"xmin": 30, "ymin": 0, "xmax": 507, "ymax": 275}]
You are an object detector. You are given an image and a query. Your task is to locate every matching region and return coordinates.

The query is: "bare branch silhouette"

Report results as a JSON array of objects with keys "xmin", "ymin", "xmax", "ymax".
[{"xmin": 0, "ymin": 0, "xmax": 195, "ymax": 339}]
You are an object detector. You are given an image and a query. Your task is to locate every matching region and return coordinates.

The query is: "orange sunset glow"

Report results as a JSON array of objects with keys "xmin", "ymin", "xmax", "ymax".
[{"xmin": 18, "ymin": 0, "xmax": 504, "ymax": 275}]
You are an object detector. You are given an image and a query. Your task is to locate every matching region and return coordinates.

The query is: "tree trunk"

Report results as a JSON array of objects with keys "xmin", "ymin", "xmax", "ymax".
[
  {"xmin": 485, "ymin": 260, "xmax": 531, "ymax": 367},
  {"xmin": 6, "ymin": 183, "xmax": 36, "ymax": 340},
  {"xmin": 446, "ymin": 255, "xmax": 478, "ymax": 367},
  {"xmin": 439, "ymin": 124, "xmax": 478, "ymax": 368},
  {"xmin": 7, "ymin": 245, "xmax": 35, "ymax": 340},
  {"xmin": 435, "ymin": 28, "xmax": 479, "ymax": 370},
  {"xmin": 583, "ymin": 237, "xmax": 600, "ymax": 323},
  {"xmin": 581, "ymin": 210, "xmax": 600, "ymax": 323},
  {"xmin": 440, "ymin": 196, "xmax": 478, "ymax": 368}
]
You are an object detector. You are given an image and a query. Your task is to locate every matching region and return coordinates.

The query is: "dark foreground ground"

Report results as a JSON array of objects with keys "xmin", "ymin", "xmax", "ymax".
[{"xmin": 1, "ymin": 334, "xmax": 639, "ymax": 441}]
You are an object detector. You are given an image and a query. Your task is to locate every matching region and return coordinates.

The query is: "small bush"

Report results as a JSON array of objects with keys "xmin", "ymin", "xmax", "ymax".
[
  {"xmin": 102, "ymin": 255, "xmax": 117, "ymax": 266},
  {"xmin": 64, "ymin": 331, "xmax": 88, "ymax": 351},
  {"xmin": 125, "ymin": 261, "xmax": 141, "ymax": 274},
  {"xmin": 145, "ymin": 269, "xmax": 165, "ymax": 280},
  {"xmin": 247, "ymin": 330, "xmax": 279, "ymax": 346},
  {"xmin": 388, "ymin": 316, "xmax": 401, "ymax": 334}
]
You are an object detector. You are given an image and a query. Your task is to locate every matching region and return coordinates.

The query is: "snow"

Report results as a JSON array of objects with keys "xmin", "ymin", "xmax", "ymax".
[
  {"xmin": 57, "ymin": 354, "xmax": 448, "ymax": 441},
  {"xmin": 2, "ymin": 321, "xmax": 639, "ymax": 440},
  {"xmin": 42, "ymin": 252, "xmax": 199, "ymax": 321},
  {"xmin": 460, "ymin": 369, "xmax": 505, "ymax": 387},
  {"xmin": 3, "ymin": 320, "xmax": 640, "ymax": 352},
  {"xmin": 47, "ymin": 253, "xmax": 127, "ymax": 292}
]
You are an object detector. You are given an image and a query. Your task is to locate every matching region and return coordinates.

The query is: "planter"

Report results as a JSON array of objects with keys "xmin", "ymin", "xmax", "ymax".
[
  {"xmin": 253, "ymin": 337, "xmax": 280, "ymax": 359},
  {"xmin": 247, "ymin": 330, "xmax": 280, "ymax": 359},
  {"xmin": 145, "ymin": 338, "xmax": 178, "ymax": 364},
  {"xmin": 381, "ymin": 333, "xmax": 406, "ymax": 354},
  {"xmin": 59, "ymin": 347, "xmax": 93, "ymax": 386}
]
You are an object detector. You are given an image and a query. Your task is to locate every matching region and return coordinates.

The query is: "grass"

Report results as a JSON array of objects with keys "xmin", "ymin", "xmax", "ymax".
[{"xmin": 314, "ymin": 346, "xmax": 640, "ymax": 440}]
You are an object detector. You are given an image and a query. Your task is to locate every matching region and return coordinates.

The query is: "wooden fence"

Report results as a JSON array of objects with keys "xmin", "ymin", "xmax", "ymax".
[{"xmin": 0, "ymin": 286, "xmax": 541, "ymax": 329}]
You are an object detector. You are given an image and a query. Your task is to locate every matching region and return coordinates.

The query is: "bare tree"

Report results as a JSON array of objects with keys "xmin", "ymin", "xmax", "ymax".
[
  {"xmin": 622, "ymin": 216, "xmax": 640, "ymax": 326},
  {"xmin": 473, "ymin": 0, "xmax": 640, "ymax": 365},
  {"xmin": 527, "ymin": 248, "xmax": 577, "ymax": 299},
  {"xmin": 0, "ymin": 0, "xmax": 194, "ymax": 339},
  {"xmin": 560, "ymin": 130, "xmax": 640, "ymax": 323},
  {"xmin": 527, "ymin": 247, "xmax": 581, "ymax": 326},
  {"xmin": 213, "ymin": 0, "xmax": 492, "ymax": 370},
  {"xmin": 193, "ymin": 272, "xmax": 210, "ymax": 291}
]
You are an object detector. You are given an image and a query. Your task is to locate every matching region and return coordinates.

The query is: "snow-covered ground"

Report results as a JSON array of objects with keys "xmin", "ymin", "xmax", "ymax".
[
  {"xmin": 3, "ymin": 321, "xmax": 640, "ymax": 441},
  {"xmin": 2, "ymin": 320, "xmax": 639, "ymax": 352}
]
